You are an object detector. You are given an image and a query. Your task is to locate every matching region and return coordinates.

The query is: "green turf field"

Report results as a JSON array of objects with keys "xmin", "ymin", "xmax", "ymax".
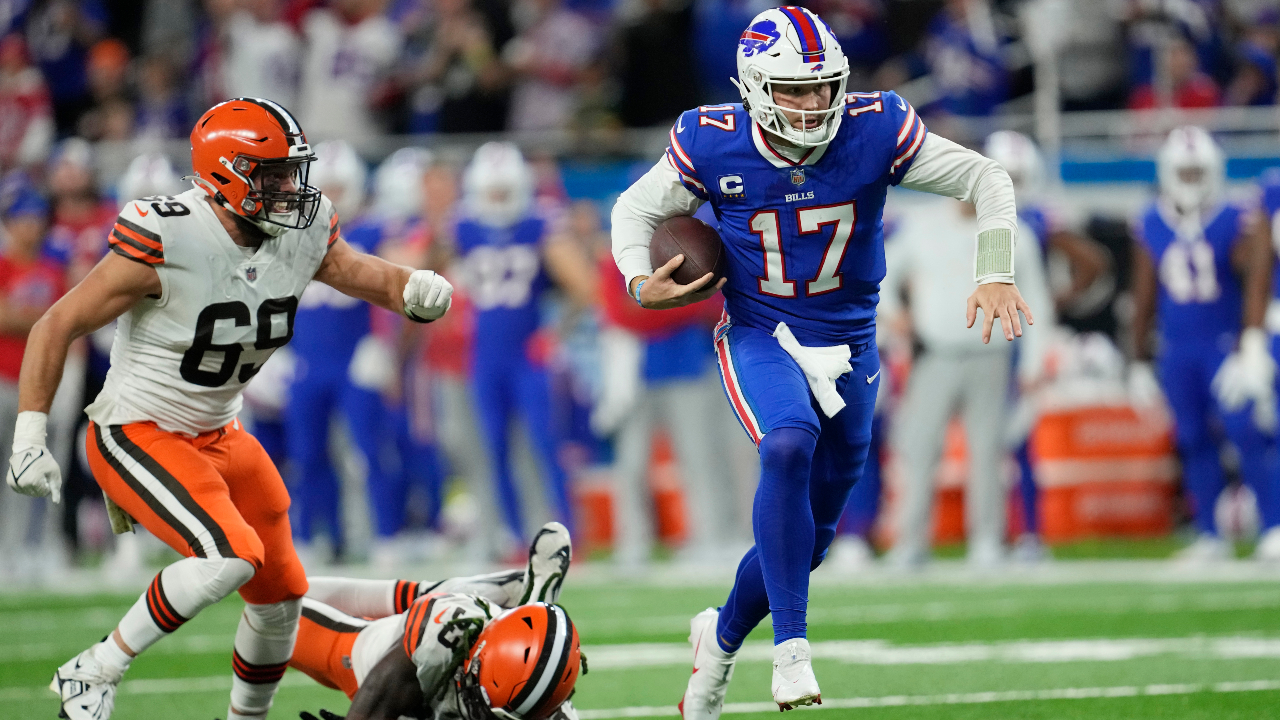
[{"xmin": 4, "ymin": 563, "xmax": 1280, "ymax": 719}]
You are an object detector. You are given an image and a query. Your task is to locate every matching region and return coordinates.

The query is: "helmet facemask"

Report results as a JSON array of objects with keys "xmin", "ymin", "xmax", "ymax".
[
  {"xmin": 222, "ymin": 152, "xmax": 321, "ymax": 237},
  {"xmin": 734, "ymin": 65, "xmax": 849, "ymax": 148},
  {"xmin": 458, "ymin": 651, "xmax": 517, "ymax": 720}
]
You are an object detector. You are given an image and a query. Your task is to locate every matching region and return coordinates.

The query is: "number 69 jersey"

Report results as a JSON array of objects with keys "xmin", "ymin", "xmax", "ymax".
[
  {"xmin": 666, "ymin": 92, "xmax": 927, "ymax": 345},
  {"xmin": 1133, "ymin": 200, "xmax": 1245, "ymax": 350},
  {"xmin": 86, "ymin": 187, "xmax": 341, "ymax": 436}
]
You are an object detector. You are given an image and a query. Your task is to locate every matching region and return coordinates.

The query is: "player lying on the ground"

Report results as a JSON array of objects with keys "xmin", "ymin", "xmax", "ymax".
[
  {"xmin": 5, "ymin": 97, "xmax": 454, "ymax": 720},
  {"xmin": 291, "ymin": 522, "xmax": 580, "ymax": 720},
  {"xmin": 611, "ymin": 5, "xmax": 1030, "ymax": 715}
]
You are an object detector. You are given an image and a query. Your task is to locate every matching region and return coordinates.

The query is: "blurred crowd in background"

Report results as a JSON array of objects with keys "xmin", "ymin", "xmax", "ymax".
[
  {"xmin": 4, "ymin": 0, "xmax": 1280, "ymax": 585},
  {"xmin": 0, "ymin": 0, "xmax": 1280, "ymax": 153}
]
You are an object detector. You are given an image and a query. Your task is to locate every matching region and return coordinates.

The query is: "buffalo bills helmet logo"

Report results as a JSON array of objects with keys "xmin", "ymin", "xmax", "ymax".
[{"xmin": 739, "ymin": 19, "xmax": 781, "ymax": 57}]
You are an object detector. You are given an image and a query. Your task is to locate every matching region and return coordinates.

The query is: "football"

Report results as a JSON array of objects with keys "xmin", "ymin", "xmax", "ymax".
[{"xmin": 649, "ymin": 216, "xmax": 727, "ymax": 287}]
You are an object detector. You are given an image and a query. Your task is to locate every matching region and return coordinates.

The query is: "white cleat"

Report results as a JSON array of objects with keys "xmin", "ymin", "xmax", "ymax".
[
  {"xmin": 1254, "ymin": 527, "xmax": 1280, "ymax": 562},
  {"xmin": 50, "ymin": 646, "xmax": 123, "ymax": 720},
  {"xmin": 679, "ymin": 608, "xmax": 737, "ymax": 720},
  {"xmin": 1174, "ymin": 534, "xmax": 1231, "ymax": 564},
  {"xmin": 772, "ymin": 638, "xmax": 821, "ymax": 711},
  {"xmin": 520, "ymin": 522, "xmax": 572, "ymax": 605}
]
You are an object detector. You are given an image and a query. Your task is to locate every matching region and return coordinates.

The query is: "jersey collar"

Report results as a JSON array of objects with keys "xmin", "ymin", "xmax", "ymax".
[{"xmin": 751, "ymin": 121, "xmax": 830, "ymax": 168}]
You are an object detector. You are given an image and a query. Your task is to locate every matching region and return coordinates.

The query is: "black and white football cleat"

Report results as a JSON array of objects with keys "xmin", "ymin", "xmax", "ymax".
[
  {"xmin": 520, "ymin": 521, "xmax": 572, "ymax": 605},
  {"xmin": 50, "ymin": 647, "xmax": 123, "ymax": 720}
]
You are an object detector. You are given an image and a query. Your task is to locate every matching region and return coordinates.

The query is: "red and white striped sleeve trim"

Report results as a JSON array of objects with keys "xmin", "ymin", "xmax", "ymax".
[
  {"xmin": 667, "ymin": 126, "xmax": 698, "ymax": 177},
  {"xmin": 664, "ymin": 151, "xmax": 706, "ymax": 195},
  {"xmin": 892, "ymin": 102, "xmax": 927, "ymax": 174}
]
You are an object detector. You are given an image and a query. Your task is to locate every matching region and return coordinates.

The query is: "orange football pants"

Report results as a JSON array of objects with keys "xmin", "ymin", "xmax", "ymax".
[
  {"xmin": 86, "ymin": 420, "xmax": 308, "ymax": 605},
  {"xmin": 289, "ymin": 601, "xmax": 365, "ymax": 699}
]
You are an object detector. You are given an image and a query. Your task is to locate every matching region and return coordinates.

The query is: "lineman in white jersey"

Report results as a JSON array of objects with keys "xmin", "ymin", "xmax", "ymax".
[{"xmin": 5, "ymin": 97, "xmax": 454, "ymax": 720}]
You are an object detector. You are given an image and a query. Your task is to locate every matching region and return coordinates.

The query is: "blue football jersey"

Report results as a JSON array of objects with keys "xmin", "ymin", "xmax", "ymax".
[
  {"xmin": 291, "ymin": 214, "xmax": 380, "ymax": 359},
  {"xmin": 1135, "ymin": 202, "xmax": 1245, "ymax": 349},
  {"xmin": 1257, "ymin": 167, "xmax": 1280, "ymax": 299},
  {"xmin": 665, "ymin": 91, "xmax": 927, "ymax": 345},
  {"xmin": 455, "ymin": 212, "xmax": 553, "ymax": 355}
]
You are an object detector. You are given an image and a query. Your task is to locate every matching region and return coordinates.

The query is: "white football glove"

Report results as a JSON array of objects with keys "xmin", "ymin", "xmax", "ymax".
[
  {"xmin": 1127, "ymin": 361, "xmax": 1164, "ymax": 408},
  {"xmin": 1212, "ymin": 327, "xmax": 1278, "ymax": 432},
  {"xmin": 403, "ymin": 269, "xmax": 453, "ymax": 322},
  {"xmin": 6, "ymin": 411, "xmax": 62, "ymax": 504}
]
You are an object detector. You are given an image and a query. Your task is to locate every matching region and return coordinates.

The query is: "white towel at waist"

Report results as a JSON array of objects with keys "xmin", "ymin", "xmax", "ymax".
[{"xmin": 772, "ymin": 322, "xmax": 852, "ymax": 418}]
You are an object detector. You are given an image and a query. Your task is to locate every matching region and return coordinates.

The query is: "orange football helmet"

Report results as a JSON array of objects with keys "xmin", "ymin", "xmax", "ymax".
[
  {"xmin": 457, "ymin": 603, "xmax": 582, "ymax": 720},
  {"xmin": 190, "ymin": 97, "xmax": 321, "ymax": 236}
]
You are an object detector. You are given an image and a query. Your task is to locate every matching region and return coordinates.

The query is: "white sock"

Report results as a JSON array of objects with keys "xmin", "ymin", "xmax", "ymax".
[
  {"xmin": 229, "ymin": 599, "xmax": 302, "ymax": 717},
  {"xmin": 304, "ymin": 577, "xmax": 420, "ymax": 618}
]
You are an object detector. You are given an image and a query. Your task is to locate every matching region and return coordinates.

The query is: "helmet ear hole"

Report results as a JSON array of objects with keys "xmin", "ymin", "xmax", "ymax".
[{"xmin": 211, "ymin": 172, "xmax": 231, "ymax": 186}]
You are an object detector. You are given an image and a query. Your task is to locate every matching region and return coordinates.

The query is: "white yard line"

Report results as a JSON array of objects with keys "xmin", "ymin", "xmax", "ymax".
[
  {"xmin": 574, "ymin": 680, "xmax": 1280, "ymax": 719},
  {"xmin": 580, "ymin": 635, "xmax": 1280, "ymax": 670}
]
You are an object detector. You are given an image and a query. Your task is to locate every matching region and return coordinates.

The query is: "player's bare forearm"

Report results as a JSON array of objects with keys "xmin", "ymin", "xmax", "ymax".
[
  {"xmin": 316, "ymin": 238, "xmax": 415, "ymax": 316},
  {"xmin": 545, "ymin": 236, "xmax": 598, "ymax": 313},
  {"xmin": 347, "ymin": 648, "xmax": 425, "ymax": 720},
  {"xmin": 1130, "ymin": 242, "xmax": 1157, "ymax": 361},
  {"xmin": 1235, "ymin": 210, "xmax": 1272, "ymax": 331},
  {"xmin": 19, "ymin": 253, "xmax": 158, "ymax": 412},
  {"xmin": 966, "ymin": 282, "xmax": 1033, "ymax": 343},
  {"xmin": 631, "ymin": 254, "xmax": 726, "ymax": 310}
]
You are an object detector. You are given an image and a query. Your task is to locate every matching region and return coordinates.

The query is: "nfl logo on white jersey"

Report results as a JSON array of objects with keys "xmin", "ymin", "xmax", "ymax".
[{"xmin": 246, "ymin": 267, "xmax": 257, "ymax": 281}]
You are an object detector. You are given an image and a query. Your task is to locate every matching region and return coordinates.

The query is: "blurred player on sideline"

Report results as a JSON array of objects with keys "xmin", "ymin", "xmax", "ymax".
[
  {"xmin": 290, "ymin": 522, "xmax": 579, "ymax": 720},
  {"xmin": 983, "ymin": 130, "xmax": 1107, "ymax": 561},
  {"xmin": 5, "ymin": 97, "xmax": 454, "ymax": 720},
  {"xmin": 454, "ymin": 142, "xmax": 595, "ymax": 554},
  {"xmin": 611, "ymin": 6, "xmax": 1030, "ymax": 712},
  {"xmin": 593, "ymin": 203, "xmax": 731, "ymax": 568},
  {"xmin": 284, "ymin": 140, "xmax": 396, "ymax": 566},
  {"xmin": 367, "ymin": 147, "xmax": 451, "ymax": 565},
  {"xmin": 1131, "ymin": 126, "xmax": 1280, "ymax": 563},
  {"xmin": 881, "ymin": 198, "xmax": 1052, "ymax": 569}
]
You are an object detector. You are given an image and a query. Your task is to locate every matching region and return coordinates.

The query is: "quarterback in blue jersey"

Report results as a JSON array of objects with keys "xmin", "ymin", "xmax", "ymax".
[
  {"xmin": 611, "ymin": 6, "xmax": 1031, "ymax": 714},
  {"xmin": 454, "ymin": 142, "xmax": 595, "ymax": 553},
  {"xmin": 1131, "ymin": 127, "xmax": 1280, "ymax": 563}
]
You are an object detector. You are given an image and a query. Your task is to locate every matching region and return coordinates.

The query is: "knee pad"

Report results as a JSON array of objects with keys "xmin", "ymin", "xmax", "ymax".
[
  {"xmin": 164, "ymin": 557, "xmax": 256, "ymax": 613},
  {"xmin": 759, "ymin": 427, "xmax": 817, "ymax": 479},
  {"xmin": 242, "ymin": 597, "xmax": 303, "ymax": 637}
]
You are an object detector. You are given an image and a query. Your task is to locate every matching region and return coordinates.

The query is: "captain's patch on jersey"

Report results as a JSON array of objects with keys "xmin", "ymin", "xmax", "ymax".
[{"xmin": 718, "ymin": 175, "xmax": 746, "ymax": 200}]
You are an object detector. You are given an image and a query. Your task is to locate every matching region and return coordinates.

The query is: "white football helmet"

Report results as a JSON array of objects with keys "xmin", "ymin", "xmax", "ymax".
[
  {"xmin": 310, "ymin": 140, "xmax": 368, "ymax": 220},
  {"xmin": 983, "ymin": 130, "xmax": 1045, "ymax": 205},
  {"xmin": 733, "ymin": 6, "xmax": 850, "ymax": 147},
  {"xmin": 373, "ymin": 147, "xmax": 433, "ymax": 220},
  {"xmin": 117, "ymin": 153, "xmax": 183, "ymax": 209},
  {"xmin": 463, "ymin": 141, "xmax": 534, "ymax": 228},
  {"xmin": 1157, "ymin": 126, "xmax": 1224, "ymax": 215}
]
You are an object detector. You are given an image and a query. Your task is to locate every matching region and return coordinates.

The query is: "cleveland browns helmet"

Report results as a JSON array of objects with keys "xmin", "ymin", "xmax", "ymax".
[
  {"xmin": 190, "ymin": 97, "xmax": 321, "ymax": 236},
  {"xmin": 458, "ymin": 603, "xmax": 582, "ymax": 720}
]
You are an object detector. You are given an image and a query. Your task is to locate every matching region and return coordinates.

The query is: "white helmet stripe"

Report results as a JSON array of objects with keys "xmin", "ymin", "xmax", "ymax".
[{"xmin": 514, "ymin": 606, "xmax": 569, "ymax": 717}]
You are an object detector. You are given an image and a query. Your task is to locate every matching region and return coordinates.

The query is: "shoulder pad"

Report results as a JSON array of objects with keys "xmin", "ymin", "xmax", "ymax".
[{"xmin": 108, "ymin": 200, "xmax": 166, "ymax": 266}]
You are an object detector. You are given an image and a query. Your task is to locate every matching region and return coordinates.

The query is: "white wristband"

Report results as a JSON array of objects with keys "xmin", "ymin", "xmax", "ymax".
[
  {"xmin": 13, "ymin": 411, "xmax": 48, "ymax": 447},
  {"xmin": 1241, "ymin": 326, "xmax": 1269, "ymax": 358}
]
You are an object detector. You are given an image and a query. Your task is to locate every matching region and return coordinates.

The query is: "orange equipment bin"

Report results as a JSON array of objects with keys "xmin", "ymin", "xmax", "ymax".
[{"xmin": 1031, "ymin": 405, "xmax": 1178, "ymax": 542}]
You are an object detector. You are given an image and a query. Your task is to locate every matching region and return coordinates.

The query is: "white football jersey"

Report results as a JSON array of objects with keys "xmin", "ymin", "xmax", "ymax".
[{"xmin": 85, "ymin": 187, "xmax": 340, "ymax": 436}]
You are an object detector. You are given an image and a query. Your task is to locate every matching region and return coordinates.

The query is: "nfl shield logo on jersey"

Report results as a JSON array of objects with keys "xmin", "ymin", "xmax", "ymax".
[
  {"xmin": 245, "ymin": 266, "xmax": 257, "ymax": 281},
  {"xmin": 790, "ymin": 168, "xmax": 806, "ymax": 185}
]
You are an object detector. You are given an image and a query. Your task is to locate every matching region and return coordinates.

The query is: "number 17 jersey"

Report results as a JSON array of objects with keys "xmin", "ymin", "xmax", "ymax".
[
  {"xmin": 86, "ymin": 187, "xmax": 339, "ymax": 436},
  {"xmin": 666, "ymin": 91, "xmax": 927, "ymax": 345}
]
